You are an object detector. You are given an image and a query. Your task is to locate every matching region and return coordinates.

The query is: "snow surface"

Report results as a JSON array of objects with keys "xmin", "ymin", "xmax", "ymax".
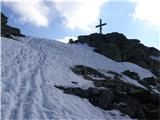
[{"xmin": 1, "ymin": 36, "xmax": 154, "ymax": 120}]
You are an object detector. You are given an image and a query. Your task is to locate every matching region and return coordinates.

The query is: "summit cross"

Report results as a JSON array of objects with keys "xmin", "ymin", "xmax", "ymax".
[{"xmin": 95, "ymin": 19, "xmax": 107, "ymax": 34}]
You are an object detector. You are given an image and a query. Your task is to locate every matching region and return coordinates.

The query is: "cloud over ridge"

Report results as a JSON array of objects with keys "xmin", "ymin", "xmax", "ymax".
[
  {"xmin": 2, "ymin": 0, "xmax": 107, "ymax": 29},
  {"xmin": 133, "ymin": 0, "xmax": 160, "ymax": 27},
  {"xmin": 3, "ymin": 0, "xmax": 51, "ymax": 27},
  {"xmin": 3, "ymin": 0, "xmax": 159, "ymax": 30}
]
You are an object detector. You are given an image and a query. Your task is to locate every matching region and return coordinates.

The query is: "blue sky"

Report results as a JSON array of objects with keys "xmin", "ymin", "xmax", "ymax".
[{"xmin": 1, "ymin": 0, "xmax": 160, "ymax": 49}]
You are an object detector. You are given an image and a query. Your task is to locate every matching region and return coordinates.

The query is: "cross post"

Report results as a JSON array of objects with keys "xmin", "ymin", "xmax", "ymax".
[{"xmin": 95, "ymin": 19, "xmax": 106, "ymax": 34}]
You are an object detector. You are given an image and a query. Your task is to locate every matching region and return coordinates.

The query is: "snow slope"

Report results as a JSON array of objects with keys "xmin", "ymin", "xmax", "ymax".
[{"xmin": 1, "ymin": 36, "xmax": 154, "ymax": 120}]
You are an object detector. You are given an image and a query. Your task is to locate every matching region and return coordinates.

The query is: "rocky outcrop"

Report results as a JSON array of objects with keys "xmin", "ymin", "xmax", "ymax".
[
  {"xmin": 55, "ymin": 65, "xmax": 160, "ymax": 120},
  {"xmin": 122, "ymin": 70, "xmax": 140, "ymax": 80},
  {"xmin": 1, "ymin": 12, "xmax": 24, "ymax": 38},
  {"xmin": 72, "ymin": 33, "xmax": 160, "ymax": 77},
  {"xmin": 55, "ymin": 86, "xmax": 114, "ymax": 110},
  {"xmin": 71, "ymin": 65, "xmax": 107, "ymax": 80}
]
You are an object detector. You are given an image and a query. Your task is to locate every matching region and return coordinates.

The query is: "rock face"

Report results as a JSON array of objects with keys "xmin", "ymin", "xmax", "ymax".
[
  {"xmin": 72, "ymin": 33, "xmax": 160, "ymax": 77},
  {"xmin": 122, "ymin": 70, "xmax": 140, "ymax": 80},
  {"xmin": 1, "ymin": 12, "xmax": 24, "ymax": 38},
  {"xmin": 56, "ymin": 65, "xmax": 160, "ymax": 120}
]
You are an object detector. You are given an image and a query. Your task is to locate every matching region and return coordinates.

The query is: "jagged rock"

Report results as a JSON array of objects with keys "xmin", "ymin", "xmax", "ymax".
[
  {"xmin": 55, "ymin": 86, "xmax": 89, "ymax": 98},
  {"xmin": 71, "ymin": 65, "xmax": 107, "ymax": 80},
  {"xmin": 142, "ymin": 77, "xmax": 157, "ymax": 86},
  {"xmin": 1, "ymin": 12, "xmax": 24, "ymax": 38},
  {"xmin": 88, "ymin": 88, "xmax": 114, "ymax": 109},
  {"xmin": 129, "ymin": 39, "xmax": 140, "ymax": 44},
  {"xmin": 55, "ymin": 86, "xmax": 114, "ymax": 110},
  {"xmin": 68, "ymin": 65, "xmax": 160, "ymax": 119},
  {"xmin": 107, "ymin": 71, "xmax": 122, "ymax": 78},
  {"xmin": 95, "ymin": 43, "xmax": 122, "ymax": 61},
  {"xmin": 1, "ymin": 12, "xmax": 8, "ymax": 25},
  {"xmin": 122, "ymin": 70, "xmax": 140, "ymax": 80},
  {"xmin": 98, "ymin": 89, "xmax": 114, "ymax": 109},
  {"xmin": 72, "ymin": 33, "xmax": 160, "ymax": 77},
  {"xmin": 149, "ymin": 47, "xmax": 160, "ymax": 56},
  {"xmin": 138, "ymin": 77, "xmax": 160, "ymax": 92},
  {"xmin": 136, "ymin": 105, "xmax": 146, "ymax": 119},
  {"xmin": 88, "ymin": 87, "xmax": 101, "ymax": 95},
  {"xmin": 139, "ymin": 80, "xmax": 152, "ymax": 90},
  {"xmin": 156, "ymin": 77, "xmax": 160, "ymax": 84},
  {"xmin": 143, "ymin": 104, "xmax": 160, "ymax": 119},
  {"xmin": 115, "ymin": 105, "xmax": 136, "ymax": 118}
]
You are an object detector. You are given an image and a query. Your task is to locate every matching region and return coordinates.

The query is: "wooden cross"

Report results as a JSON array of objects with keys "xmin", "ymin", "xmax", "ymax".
[{"xmin": 95, "ymin": 19, "xmax": 107, "ymax": 34}]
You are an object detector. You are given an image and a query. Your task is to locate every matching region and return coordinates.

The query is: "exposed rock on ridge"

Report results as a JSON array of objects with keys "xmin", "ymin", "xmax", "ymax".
[
  {"xmin": 56, "ymin": 65, "xmax": 160, "ymax": 120},
  {"xmin": 72, "ymin": 33, "xmax": 160, "ymax": 77},
  {"xmin": 1, "ymin": 12, "xmax": 24, "ymax": 38}
]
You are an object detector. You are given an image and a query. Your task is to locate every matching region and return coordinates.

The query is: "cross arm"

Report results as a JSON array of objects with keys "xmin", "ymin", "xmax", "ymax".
[{"xmin": 95, "ymin": 23, "xmax": 107, "ymax": 28}]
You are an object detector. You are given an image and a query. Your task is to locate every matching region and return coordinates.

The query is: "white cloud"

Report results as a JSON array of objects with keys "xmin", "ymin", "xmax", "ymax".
[
  {"xmin": 57, "ymin": 36, "xmax": 77, "ymax": 43},
  {"xmin": 133, "ymin": 0, "xmax": 160, "ymax": 27},
  {"xmin": 54, "ymin": 0, "xmax": 108, "ymax": 30},
  {"xmin": 3, "ymin": 0, "xmax": 51, "ymax": 27},
  {"xmin": 3, "ymin": 0, "xmax": 108, "ymax": 30}
]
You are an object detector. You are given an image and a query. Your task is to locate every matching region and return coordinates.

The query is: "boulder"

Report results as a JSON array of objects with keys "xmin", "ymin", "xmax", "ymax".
[
  {"xmin": 98, "ymin": 89, "xmax": 114, "ymax": 109},
  {"xmin": 88, "ymin": 88, "xmax": 114, "ymax": 109}
]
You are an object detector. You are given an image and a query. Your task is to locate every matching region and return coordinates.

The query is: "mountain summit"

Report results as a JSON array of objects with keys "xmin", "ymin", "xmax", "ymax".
[
  {"xmin": 72, "ymin": 32, "xmax": 160, "ymax": 77},
  {"xmin": 1, "ymin": 13, "xmax": 160, "ymax": 120}
]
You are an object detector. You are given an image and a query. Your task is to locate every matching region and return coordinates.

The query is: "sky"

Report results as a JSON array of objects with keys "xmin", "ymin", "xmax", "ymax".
[{"xmin": 1, "ymin": 0, "xmax": 160, "ymax": 49}]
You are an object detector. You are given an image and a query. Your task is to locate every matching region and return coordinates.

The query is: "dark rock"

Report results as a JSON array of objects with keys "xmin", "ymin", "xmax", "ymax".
[
  {"xmin": 149, "ymin": 47, "xmax": 160, "ymax": 56},
  {"xmin": 72, "ymin": 32, "xmax": 160, "ymax": 77},
  {"xmin": 139, "ymin": 77, "xmax": 160, "ymax": 93},
  {"xmin": 69, "ymin": 65, "xmax": 160, "ymax": 119},
  {"xmin": 95, "ymin": 43, "xmax": 122, "ymax": 61},
  {"xmin": 69, "ymin": 38, "xmax": 74, "ymax": 43},
  {"xmin": 117, "ymin": 105, "xmax": 136, "ymax": 118},
  {"xmin": 147, "ymin": 107, "xmax": 160, "ymax": 119},
  {"xmin": 156, "ymin": 77, "xmax": 160, "ymax": 84},
  {"xmin": 1, "ymin": 12, "xmax": 25, "ymax": 38},
  {"xmin": 122, "ymin": 70, "xmax": 140, "ymax": 80},
  {"xmin": 143, "ymin": 104, "xmax": 160, "ymax": 119},
  {"xmin": 88, "ymin": 87, "xmax": 101, "ymax": 95},
  {"xmin": 136, "ymin": 105, "xmax": 146, "ymax": 120},
  {"xmin": 128, "ymin": 88, "xmax": 160, "ymax": 105},
  {"xmin": 129, "ymin": 39, "xmax": 141, "ymax": 44},
  {"xmin": 56, "ymin": 86, "xmax": 114, "ymax": 110},
  {"xmin": 71, "ymin": 81, "xmax": 78, "ymax": 84},
  {"xmin": 114, "ymin": 92, "xmax": 128, "ymax": 103},
  {"xmin": 87, "ymin": 88, "xmax": 114, "ymax": 110},
  {"xmin": 107, "ymin": 70, "xmax": 122, "ymax": 78},
  {"xmin": 114, "ymin": 100, "xmax": 141, "ymax": 119},
  {"xmin": 71, "ymin": 65, "xmax": 107, "ymax": 80},
  {"xmin": 89, "ymin": 88, "xmax": 114, "ymax": 109},
  {"xmin": 98, "ymin": 89, "xmax": 114, "ymax": 109},
  {"xmin": 1, "ymin": 12, "xmax": 8, "ymax": 25},
  {"xmin": 138, "ymin": 80, "xmax": 152, "ymax": 90},
  {"xmin": 55, "ymin": 82, "xmax": 160, "ymax": 119},
  {"xmin": 55, "ymin": 86, "xmax": 89, "ymax": 98}
]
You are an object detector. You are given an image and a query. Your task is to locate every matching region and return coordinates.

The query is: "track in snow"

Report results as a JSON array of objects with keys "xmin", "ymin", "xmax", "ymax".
[
  {"xmin": 2, "ymin": 39, "xmax": 55, "ymax": 119},
  {"xmin": 2, "ymin": 36, "xmax": 153, "ymax": 120}
]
